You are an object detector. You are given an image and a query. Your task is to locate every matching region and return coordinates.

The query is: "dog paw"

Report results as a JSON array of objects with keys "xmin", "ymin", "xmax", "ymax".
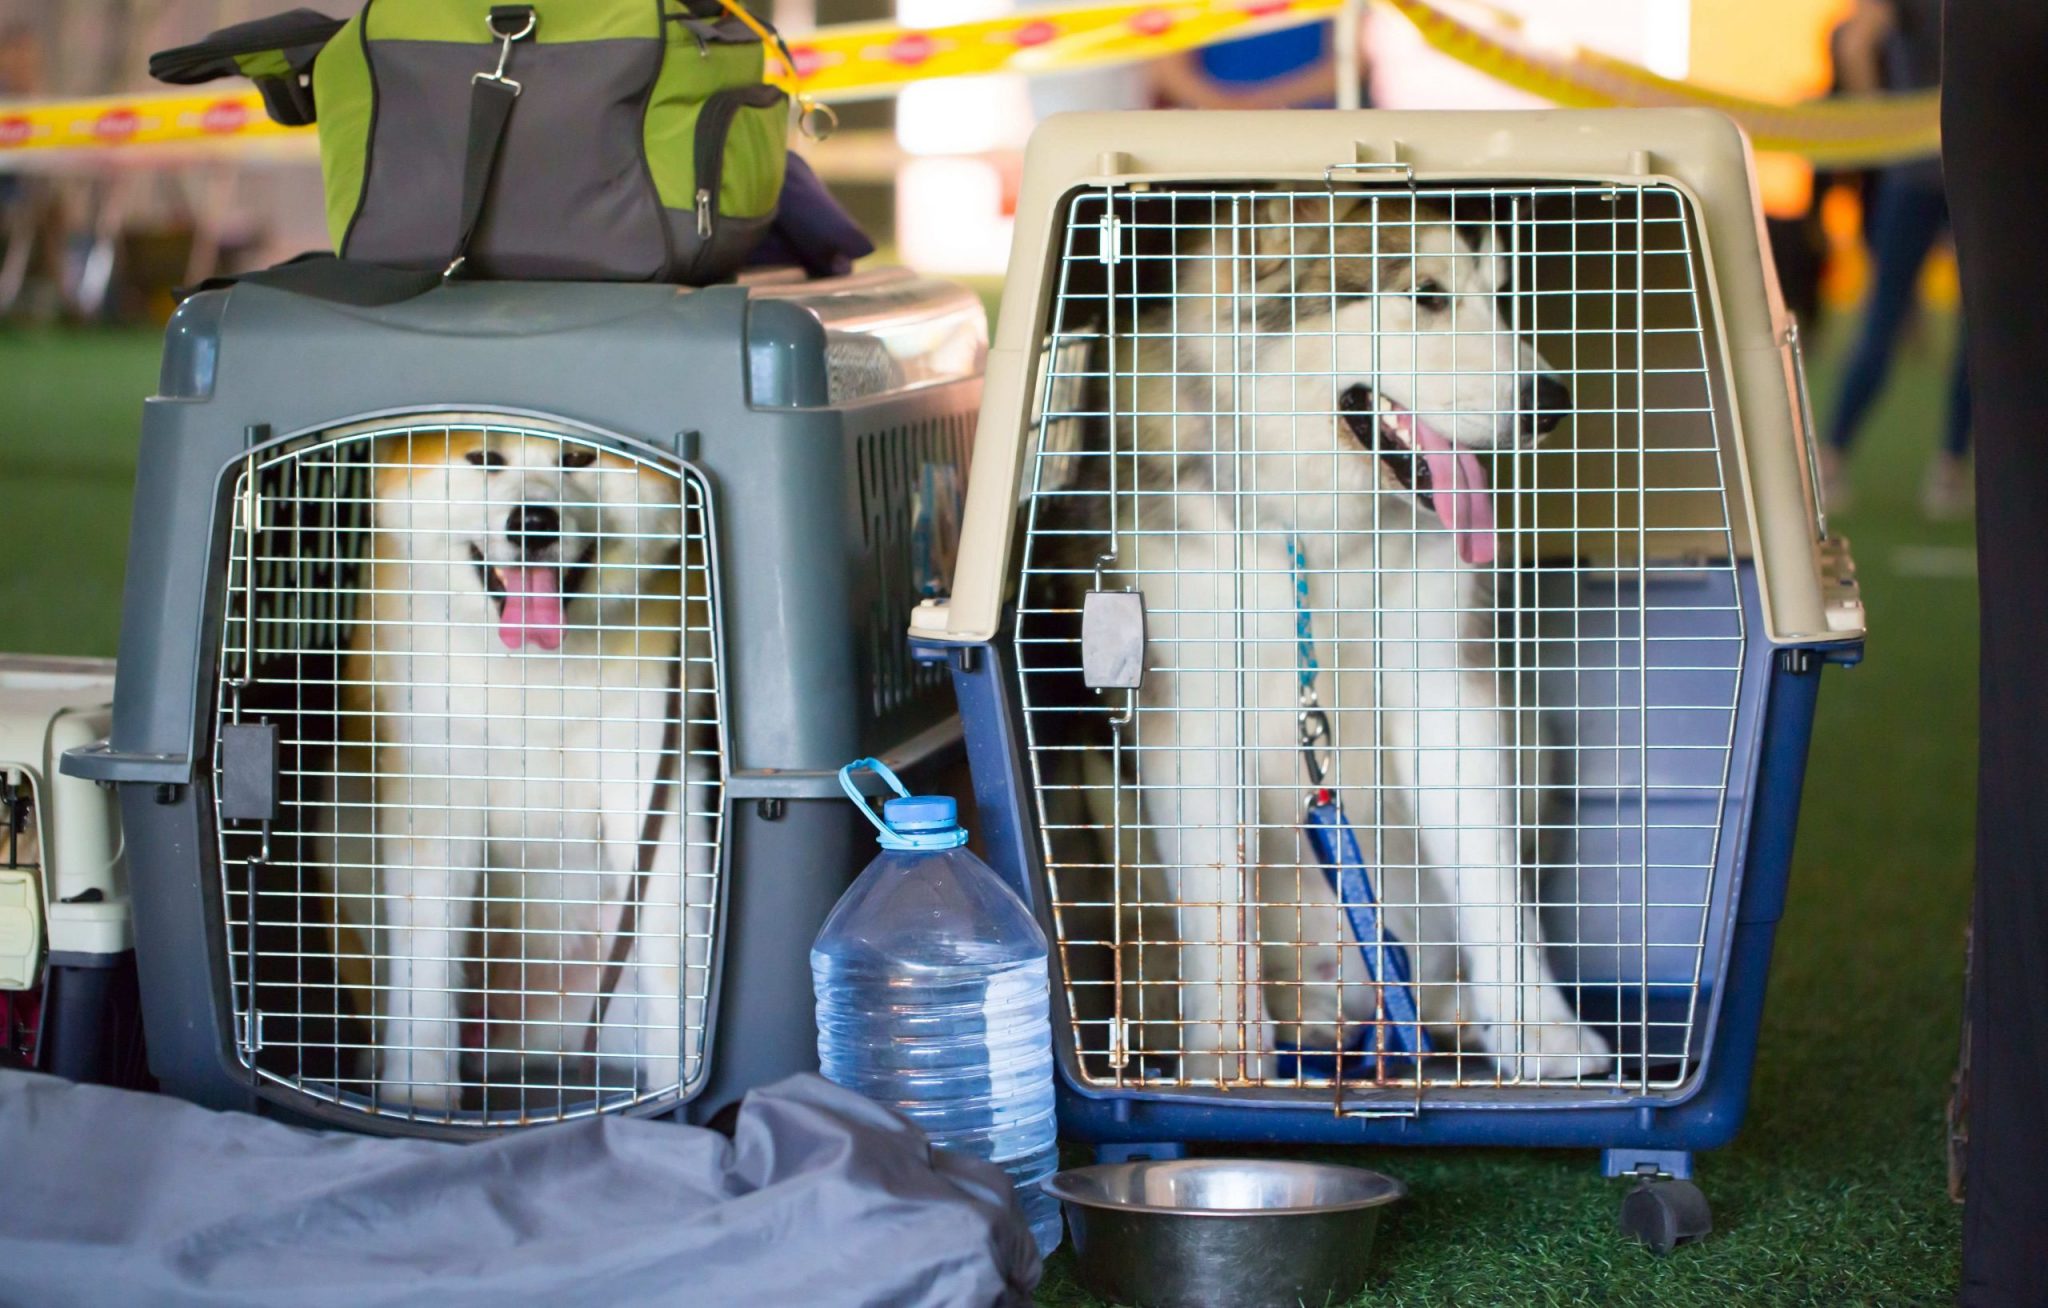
[
  {"xmin": 1178, "ymin": 1047, "xmax": 1272, "ymax": 1087},
  {"xmin": 1493, "ymin": 1018, "xmax": 1614, "ymax": 1081}
]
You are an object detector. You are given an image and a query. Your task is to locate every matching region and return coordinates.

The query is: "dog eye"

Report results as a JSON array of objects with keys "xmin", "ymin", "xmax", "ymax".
[
  {"xmin": 560, "ymin": 447, "xmax": 597, "ymax": 469},
  {"xmin": 464, "ymin": 450, "xmax": 506, "ymax": 469},
  {"xmin": 1414, "ymin": 279, "xmax": 1449, "ymax": 312}
]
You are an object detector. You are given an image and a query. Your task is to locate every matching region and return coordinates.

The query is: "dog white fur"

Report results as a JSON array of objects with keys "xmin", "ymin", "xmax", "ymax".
[
  {"xmin": 316, "ymin": 425, "xmax": 711, "ymax": 1113},
  {"xmin": 1081, "ymin": 194, "xmax": 1613, "ymax": 1084}
]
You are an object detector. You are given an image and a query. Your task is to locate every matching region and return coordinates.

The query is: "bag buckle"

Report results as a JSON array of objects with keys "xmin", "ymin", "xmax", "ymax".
[{"xmin": 475, "ymin": 6, "xmax": 537, "ymax": 94}]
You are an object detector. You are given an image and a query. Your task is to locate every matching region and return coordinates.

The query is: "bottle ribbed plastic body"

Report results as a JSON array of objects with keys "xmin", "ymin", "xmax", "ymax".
[{"xmin": 811, "ymin": 844, "xmax": 1062, "ymax": 1257}]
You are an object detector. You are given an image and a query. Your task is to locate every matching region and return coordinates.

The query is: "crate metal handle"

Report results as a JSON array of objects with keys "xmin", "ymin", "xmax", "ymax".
[
  {"xmin": 1786, "ymin": 321, "xmax": 1828, "ymax": 542},
  {"xmin": 1323, "ymin": 159, "xmax": 1415, "ymax": 183}
]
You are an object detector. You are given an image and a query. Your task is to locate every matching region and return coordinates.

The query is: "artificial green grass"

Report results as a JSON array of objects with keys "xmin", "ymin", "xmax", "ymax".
[
  {"xmin": 0, "ymin": 326, "xmax": 161, "ymax": 658},
  {"xmin": 0, "ymin": 316, "xmax": 1972, "ymax": 1303}
]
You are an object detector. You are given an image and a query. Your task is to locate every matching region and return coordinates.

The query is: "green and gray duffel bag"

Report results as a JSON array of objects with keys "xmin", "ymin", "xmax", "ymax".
[{"xmin": 153, "ymin": 0, "xmax": 791, "ymax": 287}]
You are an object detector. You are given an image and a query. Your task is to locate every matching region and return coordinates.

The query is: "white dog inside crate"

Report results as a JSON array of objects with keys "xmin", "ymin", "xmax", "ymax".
[
  {"xmin": 311, "ymin": 423, "xmax": 718, "ymax": 1115},
  {"xmin": 1033, "ymin": 190, "xmax": 1615, "ymax": 1085}
]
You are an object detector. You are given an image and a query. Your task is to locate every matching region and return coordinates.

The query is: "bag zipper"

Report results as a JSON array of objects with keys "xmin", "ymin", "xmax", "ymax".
[{"xmin": 693, "ymin": 83, "xmax": 785, "ymax": 240}]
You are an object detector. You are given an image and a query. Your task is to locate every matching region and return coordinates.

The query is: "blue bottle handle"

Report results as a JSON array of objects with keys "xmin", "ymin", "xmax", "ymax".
[{"xmin": 838, "ymin": 756, "xmax": 913, "ymax": 840}]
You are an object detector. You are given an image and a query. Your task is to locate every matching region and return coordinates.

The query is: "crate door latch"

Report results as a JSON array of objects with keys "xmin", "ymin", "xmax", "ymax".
[
  {"xmin": 218, "ymin": 722, "xmax": 280, "ymax": 823},
  {"xmin": 1081, "ymin": 589, "xmax": 1146, "ymax": 690}
]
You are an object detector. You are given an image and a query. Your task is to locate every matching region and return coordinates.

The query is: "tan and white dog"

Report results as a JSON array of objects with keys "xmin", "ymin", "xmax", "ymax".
[
  {"xmin": 317, "ymin": 425, "xmax": 711, "ymax": 1113},
  {"xmin": 1045, "ymin": 193, "xmax": 1613, "ymax": 1084}
]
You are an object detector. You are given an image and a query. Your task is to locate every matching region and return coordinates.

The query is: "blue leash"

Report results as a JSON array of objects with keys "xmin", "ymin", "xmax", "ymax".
[{"xmin": 1284, "ymin": 538, "xmax": 1428, "ymax": 1074}]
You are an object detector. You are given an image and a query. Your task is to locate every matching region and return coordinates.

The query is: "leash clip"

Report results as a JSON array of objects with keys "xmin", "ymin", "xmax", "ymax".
[
  {"xmin": 475, "ymin": 8, "xmax": 537, "ymax": 94},
  {"xmin": 1298, "ymin": 694, "xmax": 1332, "ymax": 791}
]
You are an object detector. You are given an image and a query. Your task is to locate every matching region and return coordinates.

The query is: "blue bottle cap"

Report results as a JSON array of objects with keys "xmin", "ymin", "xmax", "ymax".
[
  {"xmin": 883, "ymin": 795, "xmax": 957, "ymax": 831},
  {"xmin": 877, "ymin": 794, "xmax": 967, "ymax": 850},
  {"xmin": 839, "ymin": 757, "xmax": 970, "ymax": 851}
]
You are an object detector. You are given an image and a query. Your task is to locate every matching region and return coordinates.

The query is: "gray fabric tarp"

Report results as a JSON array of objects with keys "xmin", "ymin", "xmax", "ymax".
[{"xmin": 0, "ymin": 1071, "xmax": 1039, "ymax": 1307}]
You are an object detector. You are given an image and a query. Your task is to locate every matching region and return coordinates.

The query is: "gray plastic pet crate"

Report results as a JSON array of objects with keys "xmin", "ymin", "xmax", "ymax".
[{"xmin": 64, "ymin": 269, "xmax": 984, "ymax": 1137}]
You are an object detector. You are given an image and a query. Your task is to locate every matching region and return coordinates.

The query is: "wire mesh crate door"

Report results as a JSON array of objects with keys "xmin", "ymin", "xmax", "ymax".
[
  {"xmin": 1013, "ymin": 181, "xmax": 1746, "ymax": 1103},
  {"xmin": 212, "ymin": 420, "xmax": 727, "ymax": 1127}
]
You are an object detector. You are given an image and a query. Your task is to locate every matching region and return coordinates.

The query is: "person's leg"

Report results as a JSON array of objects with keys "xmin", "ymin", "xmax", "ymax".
[
  {"xmin": 1766, "ymin": 213, "xmax": 1823, "ymax": 332},
  {"xmin": 1826, "ymin": 174, "xmax": 1949, "ymax": 453},
  {"xmin": 1948, "ymin": 1, "xmax": 2048, "ymax": 1299}
]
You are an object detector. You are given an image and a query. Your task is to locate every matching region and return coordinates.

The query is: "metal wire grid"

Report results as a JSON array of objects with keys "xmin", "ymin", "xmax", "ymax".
[
  {"xmin": 1014, "ymin": 182, "xmax": 1746, "ymax": 1101},
  {"xmin": 211, "ymin": 420, "xmax": 727, "ymax": 1127}
]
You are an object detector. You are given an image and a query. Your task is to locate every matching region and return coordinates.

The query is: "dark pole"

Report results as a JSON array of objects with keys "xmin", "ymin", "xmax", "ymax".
[{"xmin": 1944, "ymin": 0, "xmax": 2048, "ymax": 1300}]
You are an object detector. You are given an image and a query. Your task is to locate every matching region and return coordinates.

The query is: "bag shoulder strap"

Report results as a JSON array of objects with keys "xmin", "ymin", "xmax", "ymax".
[
  {"xmin": 187, "ymin": 254, "xmax": 440, "ymax": 307},
  {"xmin": 438, "ymin": 5, "xmax": 535, "ymax": 277}
]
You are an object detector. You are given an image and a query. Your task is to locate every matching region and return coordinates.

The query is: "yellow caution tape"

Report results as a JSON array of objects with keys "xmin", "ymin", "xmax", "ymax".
[
  {"xmin": 783, "ymin": 0, "xmax": 1341, "ymax": 99},
  {"xmin": 0, "ymin": 0, "xmax": 1342, "ymax": 159},
  {"xmin": 0, "ymin": 90, "xmax": 296, "ymax": 153},
  {"xmin": 0, "ymin": 0, "xmax": 1937, "ymax": 168},
  {"xmin": 1377, "ymin": 0, "xmax": 1939, "ymax": 169}
]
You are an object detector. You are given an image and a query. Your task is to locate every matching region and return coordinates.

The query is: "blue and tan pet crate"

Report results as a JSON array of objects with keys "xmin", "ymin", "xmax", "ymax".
[
  {"xmin": 908, "ymin": 110, "xmax": 1864, "ymax": 1242},
  {"xmin": 63, "ymin": 268, "xmax": 985, "ymax": 1138}
]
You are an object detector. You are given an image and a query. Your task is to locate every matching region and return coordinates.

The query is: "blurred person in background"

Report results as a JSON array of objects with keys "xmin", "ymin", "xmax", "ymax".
[
  {"xmin": 1819, "ymin": 0, "xmax": 1969, "ymax": 520},
  {"xmin": 1148, "ymin": 18, "xmax": 1354, "ymax": 110},
  {"xmin": 0, "ymin": 22, "xmax": 51, "ymax": 320}
]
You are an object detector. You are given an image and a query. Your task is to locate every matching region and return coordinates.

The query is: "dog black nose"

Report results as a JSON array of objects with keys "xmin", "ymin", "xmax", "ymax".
[
  {"xmin": 1521, "ymin": 374, "xmax": 1571, "ymax": 435},
  {"xmin": 506, "ymin": 503, "xmax": 560, "ymax": 546}
]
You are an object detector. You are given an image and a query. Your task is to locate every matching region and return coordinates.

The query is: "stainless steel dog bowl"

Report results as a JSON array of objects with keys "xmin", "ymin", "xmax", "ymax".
[{"xmin": 1043, "ymin": 1159, "xmax": 1405, "ymax": 1308}]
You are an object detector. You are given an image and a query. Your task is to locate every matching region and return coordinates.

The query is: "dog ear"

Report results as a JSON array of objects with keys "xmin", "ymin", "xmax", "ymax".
[
  {"xmin": 1248, "ymin": 192, "xmax": 1410, "ymax": 289},
  {"xmin": 1249, "ymin": 192, "xmax": 1338, "ymax": 282}
]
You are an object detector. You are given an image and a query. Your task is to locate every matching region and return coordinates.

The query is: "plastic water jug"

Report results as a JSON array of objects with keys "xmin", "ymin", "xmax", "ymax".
[{"xmin": 810, "ymin": 758, "xmax": 1062, "ymax": 1257}]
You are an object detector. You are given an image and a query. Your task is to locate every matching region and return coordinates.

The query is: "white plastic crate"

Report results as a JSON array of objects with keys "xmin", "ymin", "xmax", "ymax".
[{"xmin": 0, "ymin": 657, "xmax": 134, "ymax": 1079}]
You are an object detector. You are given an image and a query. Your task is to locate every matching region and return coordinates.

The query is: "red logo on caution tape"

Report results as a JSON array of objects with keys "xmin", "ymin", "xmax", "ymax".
[
  {"xmin": 93, "ymin": 107, "xmax": 139, "ymax": 142},
  {"xmin": 1013, "ymin": 20, "xmax": 1058, "ymax": 46},
  {"xmin": 1129, "ymin": 9, "xmax": 1175, "ymax": 36},
  {"xmin": 200, "ymin": 99, "xmax": 248, "ymax": 135},
  {"xmin": 887, "ymin": 32, "xmax": 935, "ymax": 65},
  {"xmin": 1242, "ymin": 1, "xmax": 1294, "ymax": 15},
  {"xmin": 0, "ymin": 116, "xmax": 31, "ymax": 148},
  {"xmin": 787, "ymin": 44, "xmax": 828, "ymax": 77}
]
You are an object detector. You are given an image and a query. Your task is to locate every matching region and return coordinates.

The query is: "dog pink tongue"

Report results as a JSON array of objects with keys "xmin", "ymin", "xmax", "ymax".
[
  {"xmin": 1402, "ymin": 416, "xmax": 1497, "ymax": 566},
  {"xmin": 497, "ymin": 566, "xmax": 564, "ymax": 651}
]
